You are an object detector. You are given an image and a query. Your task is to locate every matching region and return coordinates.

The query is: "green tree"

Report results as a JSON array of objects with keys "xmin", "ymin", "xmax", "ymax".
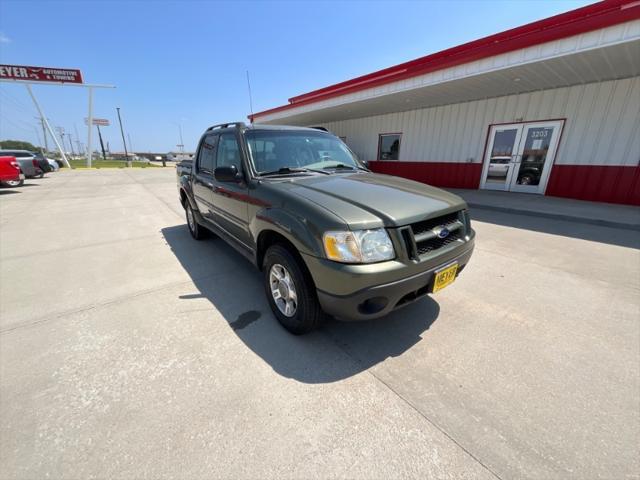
[{"xmin": 0, "ymin": 140, "xmax": 38, "ymax": 151}]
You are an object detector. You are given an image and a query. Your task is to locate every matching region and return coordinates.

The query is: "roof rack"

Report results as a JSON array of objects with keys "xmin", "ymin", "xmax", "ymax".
[{"xmin": 206, "ymin": 122, "xmax": 246, "ymax": 132}]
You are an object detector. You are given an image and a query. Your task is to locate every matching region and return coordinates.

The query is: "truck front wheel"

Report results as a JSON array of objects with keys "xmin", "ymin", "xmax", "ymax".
[{"xmin": 263, "ymin": 244, "xmax": 325, "ymax": 334}]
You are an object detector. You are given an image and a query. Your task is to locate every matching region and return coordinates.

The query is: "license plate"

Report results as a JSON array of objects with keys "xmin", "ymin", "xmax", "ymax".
[{"xmin": 432, "ymin": 262, "xmax": 458, "ymax": 293}]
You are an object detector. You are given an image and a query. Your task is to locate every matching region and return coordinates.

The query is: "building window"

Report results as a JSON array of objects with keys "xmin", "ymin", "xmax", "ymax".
[{"xmin": 378, "ymin": 133, "xmax": 401, "ymax": 160}]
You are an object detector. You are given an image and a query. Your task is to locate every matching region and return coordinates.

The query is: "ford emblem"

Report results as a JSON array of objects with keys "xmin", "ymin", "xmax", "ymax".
[{"xmin": 433, "ymin": 226, "xmax": 450, "ymax": 239}]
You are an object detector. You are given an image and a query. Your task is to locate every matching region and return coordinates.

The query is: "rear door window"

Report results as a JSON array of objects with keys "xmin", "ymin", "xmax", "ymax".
[{"xmin": 197, "ymin": 135, "xmax": 216, "ymax": 173}]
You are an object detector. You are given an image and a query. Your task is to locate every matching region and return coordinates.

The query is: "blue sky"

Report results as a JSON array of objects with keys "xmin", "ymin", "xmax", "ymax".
[{"xmin": 0, "ymin": 0, "xmax": 592, "ymax": 153}]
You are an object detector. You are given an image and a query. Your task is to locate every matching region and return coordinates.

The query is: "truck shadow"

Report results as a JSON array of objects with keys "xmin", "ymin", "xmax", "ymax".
[
  {"xmin": 161, "ymin": 224, "xmax": 439, "ymax": 384},
  {"xmin": 470, "ymin": 208, "xmax": 640, "ymax": 249}
]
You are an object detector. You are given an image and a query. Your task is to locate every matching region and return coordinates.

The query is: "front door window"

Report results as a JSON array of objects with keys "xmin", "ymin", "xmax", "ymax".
[
  {"xmin": 486, "ymin": 128, "xmax": 520, "ymax": 187},
  {"xmin": 480, "ymin": 120, "xmax": 564, "ymax": 194},
  {"xmin": 514, "ymin": 126, "xmax": 554, "ymax": 187}
]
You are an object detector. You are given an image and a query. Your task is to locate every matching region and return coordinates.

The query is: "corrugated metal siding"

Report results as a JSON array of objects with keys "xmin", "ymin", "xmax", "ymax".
[
  {"xmin": 320, "ymin": 77, "xmax": 640, "ymax": 168},
  {"xmin": 254, "ymin": 19, "xmax": 640, "ymax": 123},
  {"xmin": 546, "ymin": 165, "xmax": 640, "ymax": 204}
]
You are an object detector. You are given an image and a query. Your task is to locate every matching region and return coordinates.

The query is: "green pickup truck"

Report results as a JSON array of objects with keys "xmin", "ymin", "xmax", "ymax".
[{"xmin": 177, "ymin": 122, "xmax": 475, "ymax": 334}]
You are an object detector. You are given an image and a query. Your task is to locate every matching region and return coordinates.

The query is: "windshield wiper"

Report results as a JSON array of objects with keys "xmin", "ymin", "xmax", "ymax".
[
  {"xmin": 323, "ymin": 163, "xmax": 369, "ymax": 172},
  {"xmin": 259, "ymin": 167, "xmax": 330, "ymax": 177}
]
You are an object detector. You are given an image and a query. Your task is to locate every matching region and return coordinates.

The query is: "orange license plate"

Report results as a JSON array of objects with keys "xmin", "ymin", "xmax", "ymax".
[{"xmin": 432, "ymin": 263, "xmax": 458, "ymax": 293}]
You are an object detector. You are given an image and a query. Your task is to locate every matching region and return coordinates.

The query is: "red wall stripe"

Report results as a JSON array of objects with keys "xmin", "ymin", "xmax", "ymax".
[
  {"xmin": 370, "ymin": 161, "xmax": 483, "ymax": 189},
  {"xmin": 546, "ymin": 165, "xmax": 640, "ymax": 205},
  {"xmin": 370, "ymin": 161, "xmax": 640, "ymax": 206}
]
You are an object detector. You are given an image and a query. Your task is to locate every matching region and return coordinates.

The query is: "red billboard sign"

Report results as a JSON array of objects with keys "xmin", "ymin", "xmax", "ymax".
[
  {"xmin": 85, "ymin": 118, "xmax": 110, "ymax": 126},
  {"xmin": 0, "ymin": 64, "xmax": 83, "ymax": 84}
]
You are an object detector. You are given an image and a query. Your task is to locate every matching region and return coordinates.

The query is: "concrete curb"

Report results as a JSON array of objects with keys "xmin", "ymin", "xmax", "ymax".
[{"xmin": 467, "ymin": 202, "xmax": 640, "ymax": 232}]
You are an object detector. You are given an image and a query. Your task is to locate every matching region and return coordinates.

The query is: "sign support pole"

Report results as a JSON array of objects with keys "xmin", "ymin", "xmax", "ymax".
[
  {"xmin": 87, "ymin": 86, "xmax": 94, "ymax": 168},
  {"xmin": 25, "ymin": 84, "xmax": 70, "ymax": 168}
]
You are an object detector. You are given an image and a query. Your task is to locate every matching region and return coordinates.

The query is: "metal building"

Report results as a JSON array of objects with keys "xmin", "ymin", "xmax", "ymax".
[{"xmin": 250, "ymin": 1, "xmax": 640, "ymax": 205}]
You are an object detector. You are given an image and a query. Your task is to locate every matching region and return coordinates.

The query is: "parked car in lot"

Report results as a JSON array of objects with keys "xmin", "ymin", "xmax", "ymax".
[
  {"xmin": 487, "ymin": 155, "xmax": 511, "ymax": 178},
  {"xmin": 0, "ymin": 155, "xmax": 24, "ymax": 187},
  {"xmin": 31, "ymin": 152, "xmax": 53, "ymax": 174},
  {"xmin": 47, "ymin": 158, "xmax": 60, "ymax": 171},
  {"xmin": 177, "ymin": 122, "xmax": 475, "ymax": 334},
  {"xmin": 0, "ymin": 150, "xmax": 42, "ymax": 178}
]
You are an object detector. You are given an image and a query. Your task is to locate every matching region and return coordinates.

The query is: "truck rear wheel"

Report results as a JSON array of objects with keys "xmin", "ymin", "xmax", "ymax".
[
  {"xmin": 186, "ymin": 203, "xmax": 206, "ymax": 240},
  {"xmin": 263, "ymin": 244, "xmax": 325, "ymax": 334}
]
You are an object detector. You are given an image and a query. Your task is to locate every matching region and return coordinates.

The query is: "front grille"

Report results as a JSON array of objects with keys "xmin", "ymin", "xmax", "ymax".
[
  {"xmin": 401, "ymin": 210, "xmax": 465, "ymax": 259},
  {"xmin": 411, "ymin": 211, "xmax": 459, "ymax": 237},
  {"xmin": 416, "ymin": 229, "xmax": 463, "ymax": 255}
]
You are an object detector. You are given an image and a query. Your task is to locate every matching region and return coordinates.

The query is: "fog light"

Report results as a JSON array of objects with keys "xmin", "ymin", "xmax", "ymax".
[{"xmin": 358, "ymin": 296, "xmax": 388, "ymax": 315}]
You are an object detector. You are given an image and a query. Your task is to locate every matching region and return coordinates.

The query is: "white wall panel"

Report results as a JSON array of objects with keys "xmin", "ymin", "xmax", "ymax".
[{"xmin": 322, "ymin": 78, "xmax": 640, "ymax": 167}]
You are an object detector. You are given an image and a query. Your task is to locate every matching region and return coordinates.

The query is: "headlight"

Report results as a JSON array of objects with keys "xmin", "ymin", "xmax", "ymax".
[{"xmin": 323, "ymin": 228, "xmax": 395, "ymax": 263}]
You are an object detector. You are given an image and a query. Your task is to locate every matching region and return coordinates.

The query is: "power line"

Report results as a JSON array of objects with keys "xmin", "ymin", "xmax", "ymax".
[
  {"xmin": 0, "ymin": 113, "xmax": 35, "ymax": 133},
  {"xmin": 3, "ymin": 113, "xmax": 37, "ymax": 131},
  {"xmin": 0, "ymin": 88, "xmax": 31, "ymax": 111}
]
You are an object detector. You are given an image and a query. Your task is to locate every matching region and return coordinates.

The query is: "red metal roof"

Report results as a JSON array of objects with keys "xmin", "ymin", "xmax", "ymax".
[{"xmin": 250, "ymin": 0, "xmax": 640, "ymax": 121}]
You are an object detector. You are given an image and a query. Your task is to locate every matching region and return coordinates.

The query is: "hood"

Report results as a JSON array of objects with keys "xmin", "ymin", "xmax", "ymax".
[{"xmin": 276, "ymin": 172, "xmax": 466, "ymax": 229}]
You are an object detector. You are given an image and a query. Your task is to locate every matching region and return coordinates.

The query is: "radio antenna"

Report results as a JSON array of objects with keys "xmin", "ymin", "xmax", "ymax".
[{"xmin": 246, "ymin": 70, "xmax": 254, "ymax": 123}]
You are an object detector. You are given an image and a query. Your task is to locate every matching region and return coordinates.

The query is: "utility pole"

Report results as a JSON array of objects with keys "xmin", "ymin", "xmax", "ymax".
[
  {"xmin": 35, "ymin": 116, "xmax": 49, "ymax": 152},
  {"xmin": 96, "ymin": 124, "xmax": 107, "ymax": 160},
  {"xmin": 33, "ymin": 126, "xmax": 44, "ymax": 155},
  {"xmin": 24, "ymin": 85, "xmax": 69, "ymax": 167},
  {"xmin": 127, "ymin": 133, "xmax": 134, "ymax": 155},
  {"xmin": 67, "ymin": 133, "xmax": 75, "ymax": 156},
  {"xmin": 116, "ymin": 107, "xmax": 130, "ymax": 167},
  {"xmin": 86, "ymin": 87, "xmax": 94, "ymax": 167},
  {"xmin": 178, "ymin": 123, "xmax": 185, "ymax": 153},
  {"xmin": 74, "ymin": 124, "xmax": 82, "ymax": 156},
  {"xmin": 56, "ymin": 127, "xmax": 66, "ymax": 155}
]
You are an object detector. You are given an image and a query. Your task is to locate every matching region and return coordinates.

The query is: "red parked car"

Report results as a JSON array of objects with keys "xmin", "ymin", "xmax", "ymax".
[{"xmin": 0, "ymin": 155, "xmax": 24, "ymax": 188}]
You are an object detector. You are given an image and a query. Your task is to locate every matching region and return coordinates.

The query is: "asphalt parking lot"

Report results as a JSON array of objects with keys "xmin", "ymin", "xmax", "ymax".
[{"xmin": 1, "ymin": 169, "xmax": 638, "ymax": 479}]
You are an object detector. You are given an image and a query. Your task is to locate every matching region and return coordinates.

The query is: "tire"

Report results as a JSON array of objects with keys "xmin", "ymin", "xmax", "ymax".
[
  {"xmin": 519, "ymin": 174, "xmax": 534, "ymax": 185},
  {"xmin": 263, "ymin": 244, "xmax": 325, "ymax": 334},
  {"xmin": 1, "ymin": 179, "xmax": 24, "ymax": 188},
  {"xmin": 185, "ymin": 203, "xmax": 207, "ymax": 240}
]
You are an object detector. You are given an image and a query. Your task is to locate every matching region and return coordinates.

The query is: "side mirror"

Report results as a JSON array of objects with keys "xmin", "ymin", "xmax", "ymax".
[
  {"xmin": 362, "ymin": 160, "xmax": 370, "ymax": 169},
  {"xmin": 214, "ymin": 165, "xmax": 242, "ymax": 183}
]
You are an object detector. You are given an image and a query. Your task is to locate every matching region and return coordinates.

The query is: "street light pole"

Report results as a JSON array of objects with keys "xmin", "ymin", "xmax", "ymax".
[{"xmin": 116, "ymin": 107, "xmax": 130, "ymax": 167}]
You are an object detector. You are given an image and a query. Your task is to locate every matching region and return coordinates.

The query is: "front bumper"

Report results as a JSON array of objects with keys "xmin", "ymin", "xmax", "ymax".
[{"xmin": 310, "ymin": 238, "xmax": 474, "ymax": 321}]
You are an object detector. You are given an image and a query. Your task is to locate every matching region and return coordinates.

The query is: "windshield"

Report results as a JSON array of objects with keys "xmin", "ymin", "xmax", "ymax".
[{"xmin": 245, "ymin": 130, "xmax": 361, "ymax": 174}]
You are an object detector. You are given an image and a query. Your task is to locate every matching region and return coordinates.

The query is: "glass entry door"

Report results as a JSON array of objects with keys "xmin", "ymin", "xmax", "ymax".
[{"xmin": 480, "ymin": 120, "xmax": 564, "ymax": 194}]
